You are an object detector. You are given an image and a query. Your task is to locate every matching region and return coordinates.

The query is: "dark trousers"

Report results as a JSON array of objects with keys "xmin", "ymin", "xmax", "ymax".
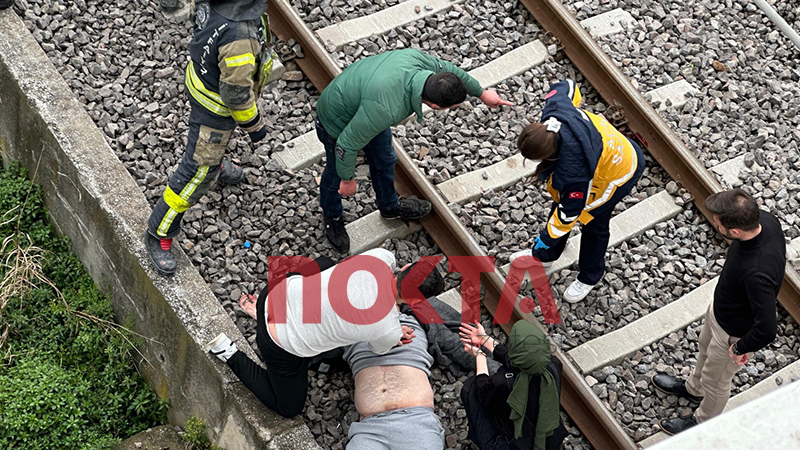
[
  {"xmin": 226, "ymin": 287, "xmax": 309, "ymax": 418},
  {"xmin": 315, "ymin": 117, "xmax": 399, "ymax": 218},
  {"xmin": 224, "ymin": 256, "xmax": 335, "ymax": 418},
  {"xmin": 148, "ymin": 97, "xmax": 235, "ymax": 238},
  {"xmin": 534, "ymin": 143, "xmax": 646, "ymax": 285},
  {"xmin": 460, "ymin": 377, "xmax": 566, "ymax": 450},
  {"xmin": 461, "ymin": 377, "xmax": 515, "ymax": 450}
]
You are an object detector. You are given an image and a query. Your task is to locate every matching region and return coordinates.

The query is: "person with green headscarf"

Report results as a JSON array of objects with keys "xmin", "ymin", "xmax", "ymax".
[{"xmin": 459, "ymin": 320, "xmax": 567, "ymax": 450}]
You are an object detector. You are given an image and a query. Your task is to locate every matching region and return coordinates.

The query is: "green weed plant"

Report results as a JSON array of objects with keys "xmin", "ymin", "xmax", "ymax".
[{"xmin": 0, "ymin": 163, "xmax": 167, "ymax": 449}]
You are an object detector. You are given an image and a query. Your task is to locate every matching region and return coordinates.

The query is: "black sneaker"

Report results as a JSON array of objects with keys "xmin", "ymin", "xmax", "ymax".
[
  {"xmin": 659, "ymin": 416, "xmax": 697, "ymax": 436},
  {"xmin": 651, "ymin": 374, "xmax": 704, "ymax": 403},
  {"xmin": 144, "ymin": 231, "xmax": 176, "ymax": 276},
  {"xmin": 219, "ymin": 159, "xmax": 244, "ymax": 185},
  {"xmin": 324, "ymin": 216, "xmax": 350, "ymax": 253},
  {"xmin": 380, "ymin": 197, "xmax": 432, "ymax": 221}
]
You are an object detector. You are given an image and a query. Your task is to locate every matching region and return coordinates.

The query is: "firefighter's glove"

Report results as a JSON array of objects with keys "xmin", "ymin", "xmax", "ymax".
[
  {"xmin": 241, "ymin": 113, "xmax": 267, "ymax": 143},
  {"xmin": 249, "ymin": 125, "xmax": 267, "ymax": 143},
  {"xmin": 534, "ymin": 235, "xmax": 550, "ymax": 250}
]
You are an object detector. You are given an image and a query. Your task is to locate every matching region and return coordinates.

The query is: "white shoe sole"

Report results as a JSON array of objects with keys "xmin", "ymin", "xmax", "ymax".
[{"xmin": 563, "ymin": 283, "xmax": 595, "ymax": 303}]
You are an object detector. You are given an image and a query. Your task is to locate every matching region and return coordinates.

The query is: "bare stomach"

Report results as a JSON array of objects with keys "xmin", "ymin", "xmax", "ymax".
[{"xmin": 354, "ymin": 365, "xmax": 434, "ymax": 418}]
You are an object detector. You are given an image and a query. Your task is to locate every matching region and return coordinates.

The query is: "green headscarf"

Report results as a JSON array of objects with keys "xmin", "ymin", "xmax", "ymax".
[{"xmin": 506, "ymin": 320, "xmax": 559, "ymax": 450}]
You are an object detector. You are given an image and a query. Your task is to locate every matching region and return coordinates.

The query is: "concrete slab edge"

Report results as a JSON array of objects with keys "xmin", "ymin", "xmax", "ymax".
[
  {"xmin": 582, "ymin": 8, "xmax": 636, "ymax": 38},
  {"xmin": 0, "ymin": 9, "xmax": 319, "ymax": 450},
  {"xmin": 568, "ymin": 278, "xmax": 717, "ymax": 373},
  {"xmin": 641, "ymin": 360, "xmax": 800, "ymax": 448},
  {"xmin": 316, "ymin": 0, "xmax": 466, "ymax": 49},
  {"xmin": 646, "ymin": 381, "xmax": 800, "ymax": 450}
]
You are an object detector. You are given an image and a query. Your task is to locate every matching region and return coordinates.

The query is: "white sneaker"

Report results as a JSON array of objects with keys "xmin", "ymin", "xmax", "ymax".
[
  {"xmin": 563, "ymin": 279, "xmax": 596, "ymax": 303},
  {"xmin": 206, "ymin": 333, "xmax": 238, "ymax": 362},
  {"xmin": 509, "ymin": 249, "xmax": 552, "ymax": 268}
]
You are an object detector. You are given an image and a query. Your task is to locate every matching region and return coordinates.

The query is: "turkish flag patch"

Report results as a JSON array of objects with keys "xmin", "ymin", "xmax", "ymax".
[
  {"xmin": 569, "ymin": 192, "xmax": 584, "ymax": 199},
  {"xmin": 545, "ymin": 89, "xmax": 557, "ymax": 99}
]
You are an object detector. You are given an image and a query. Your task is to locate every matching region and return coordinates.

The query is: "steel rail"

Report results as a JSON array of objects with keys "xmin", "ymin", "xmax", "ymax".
[
  {"xmin": 518, "ymin": 0, "xmax": 800, "ymax": 325},
  {"xmin": 266, "ymin": 1, "xmax": 636, "ymax": 449}
]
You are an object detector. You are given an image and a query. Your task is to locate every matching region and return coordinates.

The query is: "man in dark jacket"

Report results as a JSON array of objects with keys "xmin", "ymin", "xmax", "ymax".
[
  {"xmin": 145, "ymin": 0, "xmax": 281, "ymax": 276},
  {"xmin": 652, "ymin": 189, "xmax": 786, "ymax": 434},
  {"xmin": 315, "ymin": 49, "xmax": 512, "ymax": 253}
]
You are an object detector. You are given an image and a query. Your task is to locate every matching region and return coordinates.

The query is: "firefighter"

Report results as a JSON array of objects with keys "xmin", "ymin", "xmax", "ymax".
[
  {"xmin": 511, "ymin": 79, "xmax": 644, "ymax": 303},
  {"xmin": 315, "ymin": 49, "xmax": 512, "ymax": 253},
  {"xmin": 145, "ymin": 0, "xmax": 280, "ymax": 276}
]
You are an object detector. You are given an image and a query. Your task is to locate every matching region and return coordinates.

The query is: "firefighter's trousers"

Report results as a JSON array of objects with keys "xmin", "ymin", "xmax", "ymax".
[{"xmin": 148, "ymin": 98, "xmax": 236, "ymax": 238}]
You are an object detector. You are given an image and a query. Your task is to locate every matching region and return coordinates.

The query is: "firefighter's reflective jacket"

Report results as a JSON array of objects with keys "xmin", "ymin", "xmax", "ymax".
[{"xmin": 186, "ymin": 1, "xmax": 276, "ymax": 132}]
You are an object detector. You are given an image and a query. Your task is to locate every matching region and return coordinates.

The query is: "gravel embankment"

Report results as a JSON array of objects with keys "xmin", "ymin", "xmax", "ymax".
[{"xmin": 562, "ymin": 0, "xmax": 800, "ymax": 241}]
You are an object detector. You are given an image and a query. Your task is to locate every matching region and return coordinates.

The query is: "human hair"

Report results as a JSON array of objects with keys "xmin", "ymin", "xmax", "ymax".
[
  {"xmin": 517, "ymin": 123, "xmax": 558, "ymax": 183},
  {"xmin": 396, "ymin": 261, "xmax": 445, "ymax": 299},
  {"xmin": 422, "ymin": 72, "xmax": 467, "ymax": 108},
  {"xmin": 705, "ymin": 188, "xmax": 760, "ymax": 231}
]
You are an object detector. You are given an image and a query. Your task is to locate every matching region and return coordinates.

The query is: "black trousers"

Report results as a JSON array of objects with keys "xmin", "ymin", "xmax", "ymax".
[
  {"xmin": 460, "ymin": 377, "xmax": 566, "ymax": 450},
  {"xmin": 225, "ymin": 256, "xmax": 335, "ymax": 418},
  {"xmin": 534, "ymin": 142, "xmax": 646, "ymax": 285}
]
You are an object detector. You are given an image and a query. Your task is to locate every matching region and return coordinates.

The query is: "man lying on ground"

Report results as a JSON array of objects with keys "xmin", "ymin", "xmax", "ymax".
[{"xmin": 342, "ymin": 310, "xmax": 444, "ymax": 449}]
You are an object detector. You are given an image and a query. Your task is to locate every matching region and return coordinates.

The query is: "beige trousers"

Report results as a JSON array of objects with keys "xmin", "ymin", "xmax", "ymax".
[{"xmin": 685, "ymin": 303, "xmax": 749, "ymax": 422}]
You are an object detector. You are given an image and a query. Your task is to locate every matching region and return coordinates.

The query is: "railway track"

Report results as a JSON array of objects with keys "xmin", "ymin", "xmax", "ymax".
[
  {"xmin": 14, "ymin": 0, "xmax": 800, "ymax": 448},
  {"xmin": 268, "ymin": 0, "xmax": 800, "ymax": 448}
]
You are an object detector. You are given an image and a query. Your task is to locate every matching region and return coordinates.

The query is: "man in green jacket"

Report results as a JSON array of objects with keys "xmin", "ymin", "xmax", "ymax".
[{"xmin": 315, "ymin": 49, "xmax": 512, "ymax": 253}]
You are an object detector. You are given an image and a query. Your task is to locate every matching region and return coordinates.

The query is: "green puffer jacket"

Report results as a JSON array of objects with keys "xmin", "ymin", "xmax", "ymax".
[{"xmin": 316, "ymin": 49, "xmax": 483, "ymax": 180}]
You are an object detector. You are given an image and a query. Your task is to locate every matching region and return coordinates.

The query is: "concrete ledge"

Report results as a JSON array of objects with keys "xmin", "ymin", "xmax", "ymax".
[
  {"xmin": 0, "ymin": 9, "xmax": 318, "ymax": 450},
  {"xmin": 348, "ymin": 210, "xmax": 422, "ymax": 255},
  {"xmin": 646, "ymin": 80, "xmax": 700, "ymax": 111},
  {"xmin": 711, "ymin": 155, "xmax": 746, "ymax": 188},
  {"xmin": 568, "ymin": 278, "xmax": 717, "ymax": 373}
]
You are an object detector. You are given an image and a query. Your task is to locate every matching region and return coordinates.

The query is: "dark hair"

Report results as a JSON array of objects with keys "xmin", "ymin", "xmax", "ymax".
[
  {"xmin": 396, "ymin": 261, "xmax": 445, "ymax": 299},
  {"xmin": 517, "ymin": 123, "xmax": 558, "ymax": 183},
  {"xmin": 422, "ymin": 72, "xmax": 467, "ymax": 108},
  {"xmin": 705, "ymin": 188, "xmax": 760, "ymax": 231}
]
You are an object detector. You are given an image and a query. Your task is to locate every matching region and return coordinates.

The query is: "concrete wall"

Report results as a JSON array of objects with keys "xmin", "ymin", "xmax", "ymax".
[{"xmin": 0, "ymin": 9, "xmax": 319, "ymax": 450}]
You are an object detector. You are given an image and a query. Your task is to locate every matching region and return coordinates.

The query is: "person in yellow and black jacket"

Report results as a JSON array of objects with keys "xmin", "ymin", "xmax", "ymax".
[
  {"xmin": 511, "ymin": 79, "xmax": 644, "ymax": 303},
  {"xmin": 145, "ymin": 0, "xmax": 278, "ymax": 276}
]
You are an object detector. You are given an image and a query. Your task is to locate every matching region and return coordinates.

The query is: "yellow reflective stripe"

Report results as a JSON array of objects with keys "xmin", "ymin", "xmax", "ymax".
[
  {"xmin": 185, "ymin": 62, "xmax": 231, "ymax": 117},
  {"xmin": 231, "ymin": 103, "xmax": 257, "ymax": 123},
  {"xmin": 157, "ymin": 166, "xmax": 210, "ymax": 236},
  {"xmin": 224, "ymin": 53, "xmax": 255, "ymax": 68},
  {"xmin": 163, "ymin": 186, "xmax": 191, "ymax": 213}
]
